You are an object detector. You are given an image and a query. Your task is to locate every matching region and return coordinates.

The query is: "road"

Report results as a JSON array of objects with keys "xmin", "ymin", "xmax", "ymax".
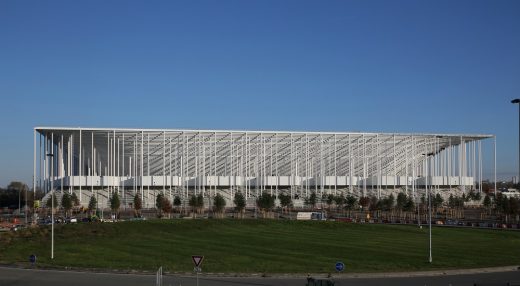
[{"xmin": 1, "ymin": 266, "xmax": 519, "ymax": 286}]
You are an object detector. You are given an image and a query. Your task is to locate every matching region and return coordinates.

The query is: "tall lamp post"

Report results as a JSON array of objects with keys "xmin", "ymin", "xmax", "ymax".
[
  {"xmin": 511, "ymin": 99, "xmax": 520, "ymax": 185},
  {"xmin": 46, "ymin": 152, "xmax": 55, "ymax": 260}
]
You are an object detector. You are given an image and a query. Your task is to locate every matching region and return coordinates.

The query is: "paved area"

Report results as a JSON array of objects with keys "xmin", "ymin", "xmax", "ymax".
[{"xmin": 1, "ymin": 266, "xmax": 520, "ymax": 286}]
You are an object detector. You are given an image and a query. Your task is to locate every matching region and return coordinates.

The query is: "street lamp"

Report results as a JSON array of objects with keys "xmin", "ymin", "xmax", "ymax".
[
  {"xmin": 46, "ymin": 152, "xmax": 54, "ymax": 260},
  {"xmin": 511, "ymin": 99, "xmax": 520, "ymax": 186}
]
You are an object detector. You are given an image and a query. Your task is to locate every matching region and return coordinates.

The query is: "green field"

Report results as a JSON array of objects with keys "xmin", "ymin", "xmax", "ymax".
[{"xmin": 1, "ymin": 220, "xmax": 519, "ymax": 273}]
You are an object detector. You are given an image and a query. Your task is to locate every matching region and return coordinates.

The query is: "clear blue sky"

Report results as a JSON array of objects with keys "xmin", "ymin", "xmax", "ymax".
[{"xmin": 1, "ymin": 0, "xmax": 519, "ymax": 187}]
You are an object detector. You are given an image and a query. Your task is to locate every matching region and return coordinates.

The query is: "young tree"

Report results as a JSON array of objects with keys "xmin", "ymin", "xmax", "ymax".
[
  {"xmin": 305, "ymin": 192, "xmax": 317, "ymax": 210},
  {"xmin": 369, "ymin": 196, "xmax": 379, "ymax": 211},
  {"xmin": 403, "ymin": 196, "xmax": 415, "ymax": 212},
  {"xmin": 233, "ymin": 191, "xmax": 246, "ymax": 218},
  {"xmin": 196, "ymin": 194, "xmax": 204, "ymax": 214},
  {"xmin": 278, "ymin": 193, "xmax": 293, "ymax": 214},
  {"xmin": 45, "ymin": 193, "xmax": 59, "ymax": 213},
  {"xmin": 345, "ymin": 195, "xmax": 358, "ymax": 216},
  {"xmin": 110, "ymin": 192, "xmax": 121, "ymax": 219},
  {"xmin": 88, "ymin": 195, "xmax": 97, "ymax": 216},
  {"xmin": 213, "ymin": 193, "xmax": 226, "ymax": 218},
  {"xmin": 256, "ymin": 192, "xmax": 276, "ymax": 218},
  {"xmin": 173, "ymin": 195, "xmax": 182, "ymax": 214},
  {"xmin": 396, "ymin": 192, "xmax": 407, "ymax": 211},
  {"xmin": 61, "ymin": 192, "xmax": 72, "ymax": 217},
  {"xmin": 359, "ymin": 196, "xmax": 370, "ymax": 210},
  {"xmin": 334, "ymin": 195, "xmax": 346, "ymax": 212},
  {"xmin": 325, "ymin": 194, "xmax": 335, "ymax": 210},
  {"xmin": 133, "ymin": 194, "xmax": 142, "ymax": 218},
  {"xmin": 188, "ymin": 195, "xmax": 198, "ymax": 217},
  {"xmin": 161, "ymin": 196, "xmax": 172, "ymax": 218},
  {"xmin": 483, "ymin": 194, "xmax": 492, "ymax": 211},
  {"xmin": 433, "ymin": 193, "xmax": 444, "ymax": 209},
  {"xmin": 71, "ymin": 192, "xmax": 80, "ymax": 207},
  {"xmin": 156, "ymin": 193, "xmax": 165, "ymax": 218}
]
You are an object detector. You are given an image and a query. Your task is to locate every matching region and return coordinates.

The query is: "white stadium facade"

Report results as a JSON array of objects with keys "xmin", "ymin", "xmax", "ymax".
[{"xmin": 33, "ymin": 127, "xmax": 497, "ymax": 208}]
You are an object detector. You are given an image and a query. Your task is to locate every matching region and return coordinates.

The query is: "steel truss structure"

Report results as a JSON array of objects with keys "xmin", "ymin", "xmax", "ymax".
[{"xmin": 34, "ymin": 127, "xmax": 496, "ymax": 206}]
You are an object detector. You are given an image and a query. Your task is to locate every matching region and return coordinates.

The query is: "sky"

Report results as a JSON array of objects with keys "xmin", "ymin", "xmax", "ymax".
[{"xmin": 0, "ymin": 0, "xmax": 519, "ymax": 187}]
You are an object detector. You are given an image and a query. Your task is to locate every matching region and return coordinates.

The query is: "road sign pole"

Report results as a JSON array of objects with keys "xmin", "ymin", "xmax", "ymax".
[{"xmin": 196, "ymin": 270, "xmax": 199, "ymax": 286}]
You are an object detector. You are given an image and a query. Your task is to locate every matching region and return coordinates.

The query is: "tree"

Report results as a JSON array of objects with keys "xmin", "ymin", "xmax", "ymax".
[
  {"xmin": 213, "ymin": 193, "xmax": 226, "ymax": 218},
  {"xmin": 359, "ymin": 196, "xmax": 370, "ymax": 210},
  {"xmin": 278, "ymin": 194, "xmax": 293, "ymax": 214},
  {"xmin": 433, "ymin": 193, "xmax": 444, "ymax": 209},
  {"xmin": 325, "ymin": 194, "xmax": 335, "ymax": 210},
  {"xmin": 173, "ymin": 195, "xmax": 182, "ymax": 213},
  {"xmin": 305, "ymin": 192, "xmax": 317, "ymax": 209},
  {"xmin": 233, "ymin": 191, "xmax": 246, "ymax": 218},
  {"xmin": 71, "ymin": 192, "xmax": 80, "ymax": 207},
  {"xmin": 45, "ymin": 193, "xmax": 59, "ymax": 211},
  {"xmin": 88, "ymin": 195, "xmax": 97, "ymax": 216},
  {"xmin": 396, "ymin": 192, "xmax": 407, "ymax": 211},
  {"xmin": 196, "ymin": 194, "xmax": 204, "ymax": 214},
  {"xmin": 369, "ymin": 196, "xmax": 379, "ymax": 211},
  {"xmin": 156, "ymin": 193, "xmax": 165, "ymax": 217},
  {"xmin": 483, "ymin": 194, "xmax": 492, "ymax": 211},
  {"xmin": 6, "ymin": 182, "xmax": 29, "ymax": 211},
  {"xmin": 256, "ymin": 192, "xmax": 275, "ymax": 218},
  {"xmin": 189, "ymin": 195, "xmax": 198, "ymax": 215},
  {"xmin": 345, "ymin": 195, "xmax": 358, "ymax": 216},
  {"xmin": 334, "ymin": 195, "xmax": 345, "ymax": 212},
  {"xmin": 133, "ymin": 194, "xmax": 142, "ymax": 217},
  {"xmin": 61, "ymin": 192, "xmax": 72, "ymax": 217},
  {"xmin": 403, "ymin": 196, "xmax": 415, "ymax": 212},
  {"xmin": 161, "ymin": 196, "xmax": 172, "ymax": 218},
  {"xmin": 110, "ymin": 192, "xmax": 121, "ymax": 218}
]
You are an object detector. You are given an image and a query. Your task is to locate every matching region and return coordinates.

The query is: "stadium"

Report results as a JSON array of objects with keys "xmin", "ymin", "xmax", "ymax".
[{"xmin": 33, "ymin": 127, "xmax": 496, "ymax": 208}]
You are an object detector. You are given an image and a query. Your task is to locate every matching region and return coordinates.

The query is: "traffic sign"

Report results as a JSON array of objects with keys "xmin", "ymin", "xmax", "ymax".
[
  {"xmin": 192, "ymin": 255, "xmax": 204, "ymax": 267},
  {"xmin": 335, "ymin": 261, "xmax": 345, "ymax": 272}
]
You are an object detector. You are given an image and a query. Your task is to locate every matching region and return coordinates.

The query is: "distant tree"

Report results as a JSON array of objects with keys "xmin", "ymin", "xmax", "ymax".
[
  {"xmin": 305, "ymin": 192, "xmax": 317, "ymax": 209},
  {"xmin": 61, "ymin": 192, "xmax": 72, "ymax": 217},
  {"xmin": 359, "ymin": 196, "xmax": 370, "ymax": 210},
  {"xmin": 334, "ymin": 195, "xmax": 345, "ymax": 212},
  {"xmin": 71, "ymin": 192, "xmax": 80, "ymax": 207},
  {"xmin": 88, "ymin": 195, "xmax": 97, "ymax": 216},
  {"xmin": 345, "ymin": 195, "xmax": 358, "ymax": 216},
  {"xmin": 256, "ymin": 192, "xmax": 276, "ymax": 218},
  {"xmin": 196, "ymin": 194, "xmax": 204, "ymax": 214},
  {"xmin": 6, "ymin": 182, "xmax": 30, "ymax": 210},
  {"xmin": 110, "ymin": 192, "xmax": 121, "ymax": 218},
  {"xmin": 161, "ymin": 196, "xmax": 172, "ymax": 218},
  {"xmin": 403, "ymin": 196, "xmax": 415, "ymax": 212},
  {"xmin": 396, "ymin": 192, "xmax": 407, "ymax": 211},
  {"xmin": 213, "ymin": 193, "xmax": 226, "ymax": 218},
  {"xmin": 278, "ymin": 193, "xmax": 293, "ymax": 214},
  {"xmin": 233, "ymin": 191, "xmax": 246, "ymax": 218},
  {"xmin": 133, "ymin": 194, "xmax": 142, "ymax": 217},
  {"xmin": 383, "ymin": 194, "xmax": 395, "ymax": 211},
  {"xmin": 45, "ymin": 193, "xmax": 59, "ymax": 211},
  {"xmin": 369, "ymin": 196, "xmax": 379, "ymax": 211},
  {"xmin": 173, "ymin": 195, "xmax": 182, "ymax": 213},
  {"xmin": 188, "ymin": 195, "xmax": 199, "ymax": 217},
  {"xmin": 483, "ymin": 194, "xmax": 492, "ymax": 211},
  {"xmin": 325, "ymin": 194, "xmax": 335, "ymax": 210},
  {"xmin": 433, "ymin": 193, "xmax": 444, "ymax": 209},
  {"xmin": 156, "ymin": 193, "xmax": 165, "ymax": 217}
]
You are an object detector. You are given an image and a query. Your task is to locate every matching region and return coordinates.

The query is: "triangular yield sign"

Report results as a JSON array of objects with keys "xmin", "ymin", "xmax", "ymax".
[{"xmin": 192, "ymin": 255, "xmax": 204, "ymax": 267}]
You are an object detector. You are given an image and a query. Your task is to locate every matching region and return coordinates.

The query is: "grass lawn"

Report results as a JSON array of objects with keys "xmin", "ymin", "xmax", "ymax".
[{"xmin": 1, "ymin": 220, "xmax": 519, "ymax": 273}]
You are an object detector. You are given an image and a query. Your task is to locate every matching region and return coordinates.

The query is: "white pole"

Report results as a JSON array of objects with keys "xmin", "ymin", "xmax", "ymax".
[
  {"xmin": 50, "ymin": 132, "xmax": 55, "ymax": 260},
  {"xmin": 494, "ymin": 136, "xmax": 497, "ymax": 197},
  {"xmin": 32, "ymin": 130, "xmax": 36, "ymax": 224}
]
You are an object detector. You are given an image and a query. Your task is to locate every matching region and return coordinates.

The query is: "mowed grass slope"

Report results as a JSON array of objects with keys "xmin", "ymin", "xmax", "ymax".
[{"xmin": 1, "ymin": 220, "xmax": 519, "ymax": 273}]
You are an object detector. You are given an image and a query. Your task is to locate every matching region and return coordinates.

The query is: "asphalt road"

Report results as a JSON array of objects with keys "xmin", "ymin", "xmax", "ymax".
[{"xmin": 1, "ymin": 266, "xmax": 520, "ymax": 286}]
